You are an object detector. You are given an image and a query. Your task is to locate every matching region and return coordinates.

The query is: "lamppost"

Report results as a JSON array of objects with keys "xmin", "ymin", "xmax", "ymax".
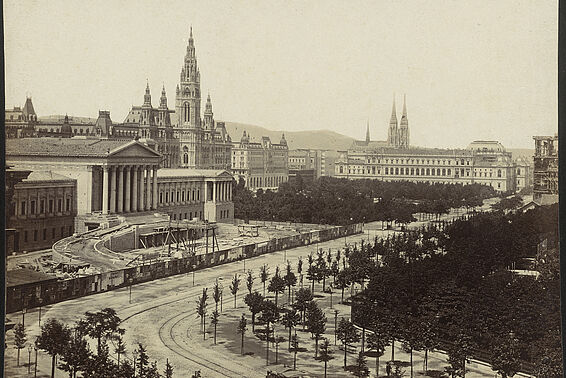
[
  {"xmin": 38, "ymin": 298, "xmax": 43, "ymax": 328},
  {"xmin": 21, "ymin": 308, "xmax": 26, "ymax": 328},
  {"xmin": 129, "ymin": 278, "xmax": 133, "ymax": 304},
  {"xmin": 192, "ymin": 264, "xmax": 196, "ymax": 286},
  {"xmin": 34, "ymin": 346, "xmax": 38, "ymax": 378},
  {"xmin": 329, "ymin": 283, "xmax": 333, "ymax": 309},
  {"xmin": 334, "ymin": 309, "xmax": 340, "ymax": 345},
  {"xmin": 28, "ymin": 345, "xmax": 32, "ymax": 374}
]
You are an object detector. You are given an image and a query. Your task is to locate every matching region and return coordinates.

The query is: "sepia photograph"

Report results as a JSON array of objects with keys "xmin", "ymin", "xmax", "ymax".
[{"xmin": 3, "ymin": 1, "xmax": 559, "ymax": 377}]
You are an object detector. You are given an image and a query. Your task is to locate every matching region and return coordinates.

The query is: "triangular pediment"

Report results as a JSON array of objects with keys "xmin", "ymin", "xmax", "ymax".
[{"xmin": 109, "ymin": 141, "xmax": 161, "ymax": 158}]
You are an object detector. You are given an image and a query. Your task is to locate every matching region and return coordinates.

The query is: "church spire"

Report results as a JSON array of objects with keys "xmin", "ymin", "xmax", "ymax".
[
  {"xmin": 365, "ymin": 120, "xmax": 370, "ymax": 143},
  {"xmin": 388, "ymin": 95, "xmax": 399, "ymax": 147},
  {"xmin": 159, "ymin": 84, "xmax": 168, "ymax": 109},
  {"xmin": 402, "ymin": 94, "xmax": 407, "ymax": 117},
  {"xmin": 143, "ymin": 81, "xmax": 152, "ymax": 107},
  {"xmin": 390, "ymin": 95, "xmax": 397, "ymax": 124},
  {"xmin": 399, "ymin": 94, "xmax": 409, "ymax": 148}
]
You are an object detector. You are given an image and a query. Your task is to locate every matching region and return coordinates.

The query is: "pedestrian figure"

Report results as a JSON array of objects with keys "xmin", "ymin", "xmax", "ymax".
[{"xmin": 386, "ymin": 361, "xmax": 392, "ymax": 376}]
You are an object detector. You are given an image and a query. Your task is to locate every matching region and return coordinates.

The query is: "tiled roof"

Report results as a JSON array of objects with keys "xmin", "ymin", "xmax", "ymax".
[
  {"xmin": 7, "ymin": 268, "xmax": 57, "ymax": 287},
  {"xmin": 22, "ymin": 171, "xmax": 75, "ymax": 182},
  {"xmin": 6, "ymin": 138, "xmax": 142, "ymax": 158},
  {"xmin": 157, "ymin": 168, "xmax": 233, "ymax": 178}
]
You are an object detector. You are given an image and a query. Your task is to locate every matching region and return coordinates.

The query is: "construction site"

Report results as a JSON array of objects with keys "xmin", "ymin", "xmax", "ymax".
[{"xmin": 6, "ymin": 214, "xmax": 362, "ymax": 313}]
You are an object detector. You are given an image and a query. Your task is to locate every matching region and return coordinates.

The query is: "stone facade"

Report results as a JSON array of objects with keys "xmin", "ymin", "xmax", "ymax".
[
  {"xmin": 5, "ymin": 28, "xmax": 231, "ymax": 172},
  {"xmin": 231, "ymin": 131, "xmax": 288, "ymax": 190},
  {"xmin": 335, "ymin": 102, "xmax": 518, "ymax": 193},
  {"xmin": 7, "ymin": 171, "xmax": 77, "ymax": 252},
  {"xmin": 533, "ymin": 135, "xmax": 558, "ymax": 205}
]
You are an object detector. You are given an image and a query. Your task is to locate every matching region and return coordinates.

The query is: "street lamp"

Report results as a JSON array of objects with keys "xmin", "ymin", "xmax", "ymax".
[
  {"xmin": 28, "ymin": 345, "xmax": 32, "ymax": 374},
  {"xmin": 34, "ymin": 346, "xmax": 38, "ymax": 378},
  {"xmin": 21, "ymin": 308, "xmax": 27, "ymax": 328},
  {"xmin": 38, "ymin": 298, "xmax": 43, "ymax": 327},
  {"xmin": 334, "ymin": 309, "xmax": 340, "ymax": 345},
  {"xmin": 129, "ymin": 278, "xmax": 133, "ymax": 304}
]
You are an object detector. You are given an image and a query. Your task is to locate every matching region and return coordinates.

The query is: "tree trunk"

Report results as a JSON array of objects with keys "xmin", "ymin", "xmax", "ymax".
[
  {"xmin": 263, "ymin": 282, "xmax": 266, "ymax": 296},
  {"xmin": 117, "ymin": 352, "xmax": 121, "ymax": 368},
  {"xmin": 266, "ymin": 323, "xmax": 270, "ymax": 365},
  {"xmin": 343, "ymin": 343, "xmax": 347, "ymax": 369},
  {"xmin": 275, "ymin": 292, "xmax": 278, "ymax": 308},
  {"xmin": 376, "ymin": 356, "xmax": 380, "ymax": 378},
  {"xmin": 324, "ymin": 360, "xmax": 328, "ymax": 378},
  {"xmin": 288, "ymin": 327, "xmax": 292, "ymax": 350},
  {"xmin": 361, "ymin": 328, "xmax": 365, "ymax": 353},
  {"xmin": 410, "ymin": 348, "xmax": 413, "ymax": 377},
  {"xmin": 51, "ymin": 354, "xmax": 56, "ymax": 378},
  {"xmin": 203, "ymin": 320, "xmax": 206, "ymax": 340},
  {"xmin": 288, "ymin": 286, "xmax": 291, "ymax": 302},
  {"xmin": 322, "ymin": 275, "xmax": 326, "ymax": 292},
  {"xmin": 424, "ymin": 349, "xmax": 428, "ymax": 372},
  {"xmin": 391, "ymin": 339, "xmax": 395, "ymax": 361},
  {"xmin": 214, "ymin": 323, "xmax": 217, "ymax": 344},
  {"xmin": 315, "ymin": 336, "xmax": 319, "ymax": 357},
  {"xmin": 294, "ymin": 352, "xmax": 297, "ymax": 370},
  {"xmin": 252, "ymin": 313, "xmax": 256, "ymax": 331},
  {"xmin": 234, "ymin": 294, "xmax": 237, "ymax": 308},
  {"xmin": 241, "ymin": 333, "xmax": 244, "ymax": 355},
  {"xmin": 17, "ymin": 348, "xmax": 20, "ymax": 366},
  {"xmin": 341, "ymin": 287, "xmax": 344, "ymax": 303}
]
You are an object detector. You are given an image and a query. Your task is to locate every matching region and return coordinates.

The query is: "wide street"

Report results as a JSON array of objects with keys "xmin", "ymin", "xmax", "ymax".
[{"xmin": 5, "ymin": 200, "xmax": 529, "ymax": 378}]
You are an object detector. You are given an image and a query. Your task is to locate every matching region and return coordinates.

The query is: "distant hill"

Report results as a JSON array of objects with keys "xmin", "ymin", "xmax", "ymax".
[{"xmin": 221, "ymin": 121, "xmax": 354, "ymax": 150}]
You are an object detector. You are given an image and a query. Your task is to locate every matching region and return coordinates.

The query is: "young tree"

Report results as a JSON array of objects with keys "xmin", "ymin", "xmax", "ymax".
[
  {"xmin": 318, "ymin": 338, "xmax": 335, "ymax": 378},
  {"xmin": 246, "ymin": 270, "xmax": 254, "ymax": 294},
  {"xmin": 210, "ymin": 310, "xmax": 220, "ymax": 344},
  {"xmin": 84, "ymin": 339, "xmax": 115, "ymax": 378},
  {"xmin": 352, "ymin": 351, "xmax": 370, "ymax": 377},
  {"xmin": 335, "ymin": 269, "xmax": 350, "ymax": 303},
  {"xmin": 366, "ymin": 322, "xmax": 389, "ymax": 378},
  {"xmin": 316, "ymin": 249, "xmax": 329, "ymax": 292},
  {"xmin": 136, "ymin": 343, "xmax": 149, "ymax": 378},
  {"xmin": 196, "ymin": 288, "xmax": 208, "ymax": 338},
  {"xmin": 230, "ymin": 273, "xmax": 241, "ymax": 308},
  {"xmin": 237, "ymin": 314, "xmax": 248, "ymax": 355},
  {"xmin": 60, "ymin": 328, "xmax": 91, "ymax": 378},
  {"xmin": 259, "ymin": 300, "xmax": 280, "ymax": 365},
  {"xmin": 164, "ymin": 359, "xmax": 174, "ymax": 378},
  {"xmin": 244, "ymin": 291, "xmax": 264, "ymax": 331},
  {"xmin": 306, "ymin": 301, "xmax": 327, "ymax": 357},
  {"xmin": 268, "ymin": 267, "xmax": 286, "ymax": 307},
  {"xmin": 36, "ymin": 318, "xmax": 71, "ymax": 378},
  {"xmin": 283, "ymin": 261, "xmax": 297, "ymax": 303},
  {"xmin": 13, "ymin": 323, "xmax": 26, "ymax": 366},
  {"xmin": 294, "ymin": 288, "xmax": 314, "ymax": 330},
  {"xmin": 260, "ymin": 264, "xmax": 270, "ymax": 296},
  {"xmin": 115, "ymin": 336, "xmax": 126, "ymax": 369},
  {"xmin": 213, "ymin": 281, "xmax": 222, "ymax": 312},
  {"xmin": 290, "ymin": 335, "xmax": 300, "ymax": 370},
  {"xmin": 337, "ymin": 318, "xmax": 360, "ymax": 370},
  {"xmin": 280, "ymin": 309, "xmax": 301, "ymax": 350},
  {"xmin": 489, "ymin": 335, "xmax": 521, "ymax": 378},
  {"xmin": 445, "ymin": 332, "xmax": 473, "ymax": 378},
  {"xmin": 78, "ymin": 308, "xmax": 124, "ymax": 354},
  {"xmin": 297, "ymin": 257, "xmax": 304, "ymax": 287}
]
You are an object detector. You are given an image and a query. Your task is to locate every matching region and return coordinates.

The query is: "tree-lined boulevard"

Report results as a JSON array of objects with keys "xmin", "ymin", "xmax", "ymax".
[{"xmin": 5, "ymin": 195, "xmax": 558, "ymax": 377}]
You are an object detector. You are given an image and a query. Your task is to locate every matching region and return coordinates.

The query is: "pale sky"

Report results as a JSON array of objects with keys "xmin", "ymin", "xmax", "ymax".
[{"xmin": 4, "ymin": 0, "xmax": 557, "ymax": 149}]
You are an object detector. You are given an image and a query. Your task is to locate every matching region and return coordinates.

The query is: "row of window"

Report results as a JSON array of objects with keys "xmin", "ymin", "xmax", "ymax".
[
  {"xmin": 18, "ymin": 197, "xmax": 72, "ymax": 216},
  {"xmin": 171, "ymin": 211, "xmax": 202, "ymax": 221},
  {"xmin": 219, "ymin": 209, "xmax": 230, "ymax": 219},
  {"xmin": 360, "ymin": 158, "xmax": 472, "ymax": 166},
  {"xmin": 22, "ymin": 225, "xmax": 73, "ymax": 243},
  {"xmin": 248, "ymin": 175, "xmax": 286, "ymax": 188},
  {"xmin": 160, "ymin": 189, "xmax": 201, "ymax": 204}
]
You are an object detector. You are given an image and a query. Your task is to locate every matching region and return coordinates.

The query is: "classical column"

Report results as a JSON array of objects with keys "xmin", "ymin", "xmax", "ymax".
[
  {"xmin": 212, "ymin": 181, "xmax": 216, "ymax": 202},
  {"xmin": 124, "ymin": 166, "xmax": 131, "ymax": 213},
  {"xmin": 145, "ymin": 166, "xmax": 152, "ymax": 211},
  {"xmin": 132, "ymin": 165, "xmax": 138, "ymax": 212},
  {"xmin": 138, "ymin": 166, "xmax": 144, "ymax": 211},
  {"xmin": 117, "ymin": 166, "xmax": 124, "ymax": 213},
  {"xmin": 152, "ymin": 165, "xmax": 158, "ymax": 210},
  {"xmin": 109, "ymin": 166, "xmax": 116, "ymax": 213},
  {"xmin": 102, "ymin": 165, "xmax": 109, "ymax": 215}
]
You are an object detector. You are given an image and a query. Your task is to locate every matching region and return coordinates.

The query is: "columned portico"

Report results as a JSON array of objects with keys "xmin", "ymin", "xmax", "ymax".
[
  {"xmin": 152, "ymin": 165, "xmax": 158, "ymax": 210},
  {"xmin": 102, "ymin": 166, "xmax": 109, "ymax": 215},
  {"xmin": 124, "ymin": 166, "xmax": 131, "ymax": 212},
  {"xmin": 117, "ymin": 166, "xmax": 124, "ymax": 213}
]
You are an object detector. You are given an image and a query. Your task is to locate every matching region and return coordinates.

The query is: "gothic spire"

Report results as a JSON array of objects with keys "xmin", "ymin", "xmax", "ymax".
[
  {"xmin": 159, "ymin": 84, "xmax": 168, "ymax": 109},
  {"xmin": 402, "ymin": 94, "xmax": 407, "ymax": 117},
  {"xmin": 365, "ymin": 120, "xmax": 370, "ymax": 143},
  {"xmin": 143, "ymin": 81, "xmax": 152, "ymax": 107},
  {"xmin": 390, "ymin": 95, "xmax": 397, "ymax": 124}
]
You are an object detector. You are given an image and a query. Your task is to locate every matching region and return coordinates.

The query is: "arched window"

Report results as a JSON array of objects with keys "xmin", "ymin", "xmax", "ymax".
[
  {"xmin": 426, "ymin": 168, "xmax": 430, "ymax": 175},
  {"xmin": 183, "ymin": 153, "xmax": 188, "ymax": 164},
  {"xmin": 497, "ymin": 169, "xmax": 502, "ymax": 178},
  {"xmin": 184, "ymin": 102, "xmax": 190, "ymax": 122},
  {"xmin": 339, "ymin": 166, "xmax": 343, "ymax": 174}
]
